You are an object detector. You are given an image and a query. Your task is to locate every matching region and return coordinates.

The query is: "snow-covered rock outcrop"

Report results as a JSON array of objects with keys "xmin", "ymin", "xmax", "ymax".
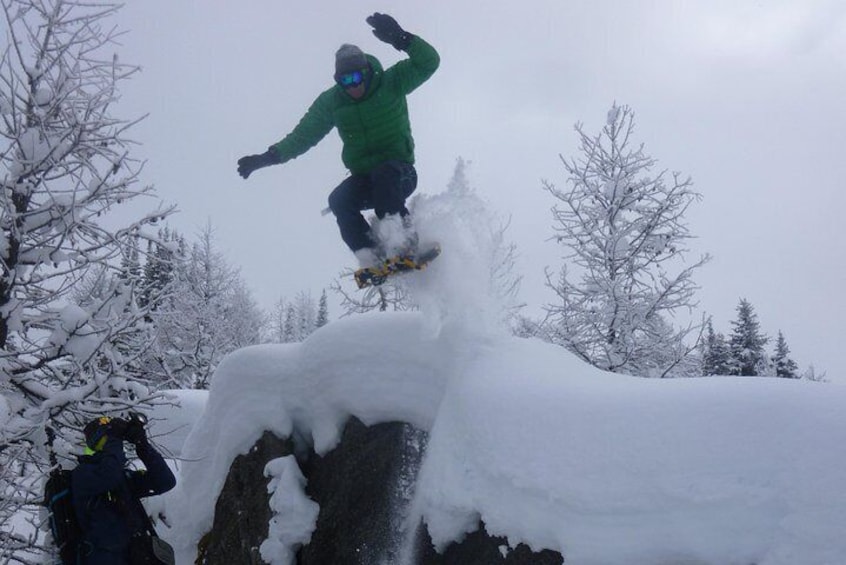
[{"xmin": 162, "ymin": 188, "xmax": 846, "ymax": 564}]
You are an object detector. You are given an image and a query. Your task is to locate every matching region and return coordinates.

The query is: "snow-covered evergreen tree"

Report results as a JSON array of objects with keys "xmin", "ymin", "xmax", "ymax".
[
  {"xmin": 701, "ymin": 318, "xmax": 732, "ymax": 376},
  {"xmin": 727, "ymin": 298, "xmax": 768, "ymax": 376},
  {"xmin": 294, "ymin": 292, "xmax": 317, "ymax": 341},
  {"xmin": 772, "ymin": 331, "xmax": 799, "ymax": 379},
  {"xmin": 139, "ymin": 227, "xmax": 184, "ymax": 310},
  {"xmin": 283, "ymin": 302, "xmax": 297, "ymax": 342},
  {"xmin": 316, "ymin": 289, "xmax": 329, "ymax": 329},
  {"xmin": 0, "ymin": 1, "xmax": 174, "ymax": 557},
  {"xmin": 119, "ymin": 238, "xmax": 142, "ymax": 284},
  {"xmin": 269, "ymin": 290, "xmax": 328, "ymax": 343},
  {"xmin": 141, "ymin": 224, "xmax": 264, "ymax": 388},
  {"xmin": 541, "ymin": 104, "xmax": 709, "ymax": 377}
]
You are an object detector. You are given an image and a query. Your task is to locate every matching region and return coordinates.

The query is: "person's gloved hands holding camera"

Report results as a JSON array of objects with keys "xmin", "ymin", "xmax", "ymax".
[{"xmin": 124, "ymin": 412, "xmax": 149, "ymax": 447}]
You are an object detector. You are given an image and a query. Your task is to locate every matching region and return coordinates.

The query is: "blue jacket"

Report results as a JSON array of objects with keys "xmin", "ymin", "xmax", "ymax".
[{"xmin": 71, "ymin": 438, "xmax": 176, "ymax": 564}]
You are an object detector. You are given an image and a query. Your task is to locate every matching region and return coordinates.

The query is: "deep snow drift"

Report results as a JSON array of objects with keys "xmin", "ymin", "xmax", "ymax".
[{"xmin": 162, "ymin": 188, "xmax": 846, "ymax": 565}]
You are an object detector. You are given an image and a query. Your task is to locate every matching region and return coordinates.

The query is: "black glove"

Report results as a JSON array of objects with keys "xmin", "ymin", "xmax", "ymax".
[
  {"xmin": 366, "ymin": 13, "xmax": 413, "ymax": 51},
  {"xmin": 107, "ymin": 417, "xmax": 129, "ymax": 440},
  {"xmin": 237, "ymin": 149, "xmax": 281, "ymax": 179},
  {"xmin": 124, "ymin": 413, "xmax": 148, "ymax": 446}
]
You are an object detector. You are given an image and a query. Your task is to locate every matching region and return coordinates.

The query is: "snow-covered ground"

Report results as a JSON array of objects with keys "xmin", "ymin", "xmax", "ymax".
[
  {"xmin": 157, "ymin": 189, "xmax": 846, "ymax": 565},
  {"xmin": 416, "ymin": 335, "xmax": 846, "ymax": 565}
]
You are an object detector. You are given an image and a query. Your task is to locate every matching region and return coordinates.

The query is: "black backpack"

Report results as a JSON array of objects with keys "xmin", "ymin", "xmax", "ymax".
[{"xmin": 42, "ymin": 469, "xmax": 82, "ymax": 564}]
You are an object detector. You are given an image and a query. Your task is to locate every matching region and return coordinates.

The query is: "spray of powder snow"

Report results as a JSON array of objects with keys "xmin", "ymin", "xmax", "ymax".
[{"xmin": 372, "ymin": 173, "xmax": 521, "ymax": 340}]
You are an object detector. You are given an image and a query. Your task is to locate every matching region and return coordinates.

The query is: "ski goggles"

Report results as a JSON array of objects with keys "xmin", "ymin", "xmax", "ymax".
[{"xmin": 337, "ymin": 69, "xmax": 366, "ymax": 88}]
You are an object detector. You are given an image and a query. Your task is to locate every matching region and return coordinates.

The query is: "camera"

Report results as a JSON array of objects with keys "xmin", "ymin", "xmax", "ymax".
[
  {"xmin": 128, "ymin": 411, "xmax": 148, "ymax": 427},
  {"xmin": 121, "ymin": 411, "xmax": 149, "ymax": 445}
]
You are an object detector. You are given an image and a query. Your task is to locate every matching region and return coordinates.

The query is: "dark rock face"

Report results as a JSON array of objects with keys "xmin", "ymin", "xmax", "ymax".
[
  {"xmin": 415, "ymin": 524, "xmax": 565, "ymax": 565},
  {"xmin": 200, "ymin": 431, "xmax": 295, "ymax": 565},
  {"xmin": 200, "ymin": 419, "xmax": 564, "ymax": 564},
  {"xmin": 297, "ymin": 418, "xmax": 424, "ymax": 565}
]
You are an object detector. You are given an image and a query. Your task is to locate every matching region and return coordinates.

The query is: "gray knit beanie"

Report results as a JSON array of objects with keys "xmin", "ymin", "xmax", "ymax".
[{"xmin": 335, "ymin": 44, "xmax": 368, "ymax": 74}]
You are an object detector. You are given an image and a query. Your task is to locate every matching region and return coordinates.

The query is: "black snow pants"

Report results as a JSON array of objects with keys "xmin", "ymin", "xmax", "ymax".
[{"xmin": 327, "ymin": 160, "xmax": 417, "ymax": 252}]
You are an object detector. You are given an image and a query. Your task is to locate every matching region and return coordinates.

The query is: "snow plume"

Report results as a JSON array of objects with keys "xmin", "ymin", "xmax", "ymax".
[{"xmin": 397, "ymin": 173, "xmax": 521, "ymax": 339}]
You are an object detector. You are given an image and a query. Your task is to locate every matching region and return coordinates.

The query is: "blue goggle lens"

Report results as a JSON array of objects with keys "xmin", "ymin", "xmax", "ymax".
[{"xmin": 338, "ymin": 70, "xmax": 365, "ymax": 87}]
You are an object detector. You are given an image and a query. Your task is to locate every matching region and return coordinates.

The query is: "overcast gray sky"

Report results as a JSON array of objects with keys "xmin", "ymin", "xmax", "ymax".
[{"xmin": 113, "ymin": 1, "xmax": 846, "ymax": 380}]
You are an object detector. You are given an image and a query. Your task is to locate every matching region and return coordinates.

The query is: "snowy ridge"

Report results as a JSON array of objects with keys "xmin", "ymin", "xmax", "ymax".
[{"xmin": 166, "ymin": 188, "xmax": 846, "ymax": 564}]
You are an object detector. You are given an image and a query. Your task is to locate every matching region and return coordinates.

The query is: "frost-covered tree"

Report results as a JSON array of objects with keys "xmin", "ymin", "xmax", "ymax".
[
  {"xmin": 727, "ymin": 298, "xmax": 768, "ymax": 376},
  {"xmin": 542, "ymin": 104, "xmax": 709, "ymax": 377},
  {"xmin": 316, "ymin": 289, "xmax": 329, "ymax": 329},
  {"xmin": 772, "ymin": 330, "xmax": 798, "ymax": 379},
  {"xmin": 282, "ymin": 302, "xmax": 296, "ymax": 342},
  {"xmin": 333, "ymin": 278, "xmax": 414, "ymax": 314},
  {"xmin": 0, "ymin": 441, "xmax": 37, "ymax": 561},
  {"xmin": 801, "ymin": 364, "xmax": 827, "ymax": 382},
  {"xmin": 295, "ymin": 292, "xmax": 316, "ymax": 340},
  {"xmin": 0, "ymin": 1, "xmax": 173, "ymax": 557},
  {"xmin": 141, "ymin": 224, "xmax": 264, "ymax": 388},
  {"xmin": 139, "ymin": 227, "xmax": 183, "ymax": 310},
  {"xmin": 268, "ymin": 298, "xmax": 287, "ymax": 343},
  {"xmin": 119, "ymin": 238, "xmax": 142, "ymax": 283},
  {"xmin": 269, "ymin": 290, "xmax": 328, "ymax": 343},
  {"xmin": 0, "ymin": 2, "xmax": 170, "ymax": 440},
  {"xmin": 701, "ymin": 318, "xmax": 732, "ymax": 376}
]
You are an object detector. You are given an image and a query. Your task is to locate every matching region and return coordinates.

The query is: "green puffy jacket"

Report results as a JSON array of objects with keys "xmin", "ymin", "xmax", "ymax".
[{"xmin": 270, "ymin": 36, "xmax": 440, "ymax": 175}]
